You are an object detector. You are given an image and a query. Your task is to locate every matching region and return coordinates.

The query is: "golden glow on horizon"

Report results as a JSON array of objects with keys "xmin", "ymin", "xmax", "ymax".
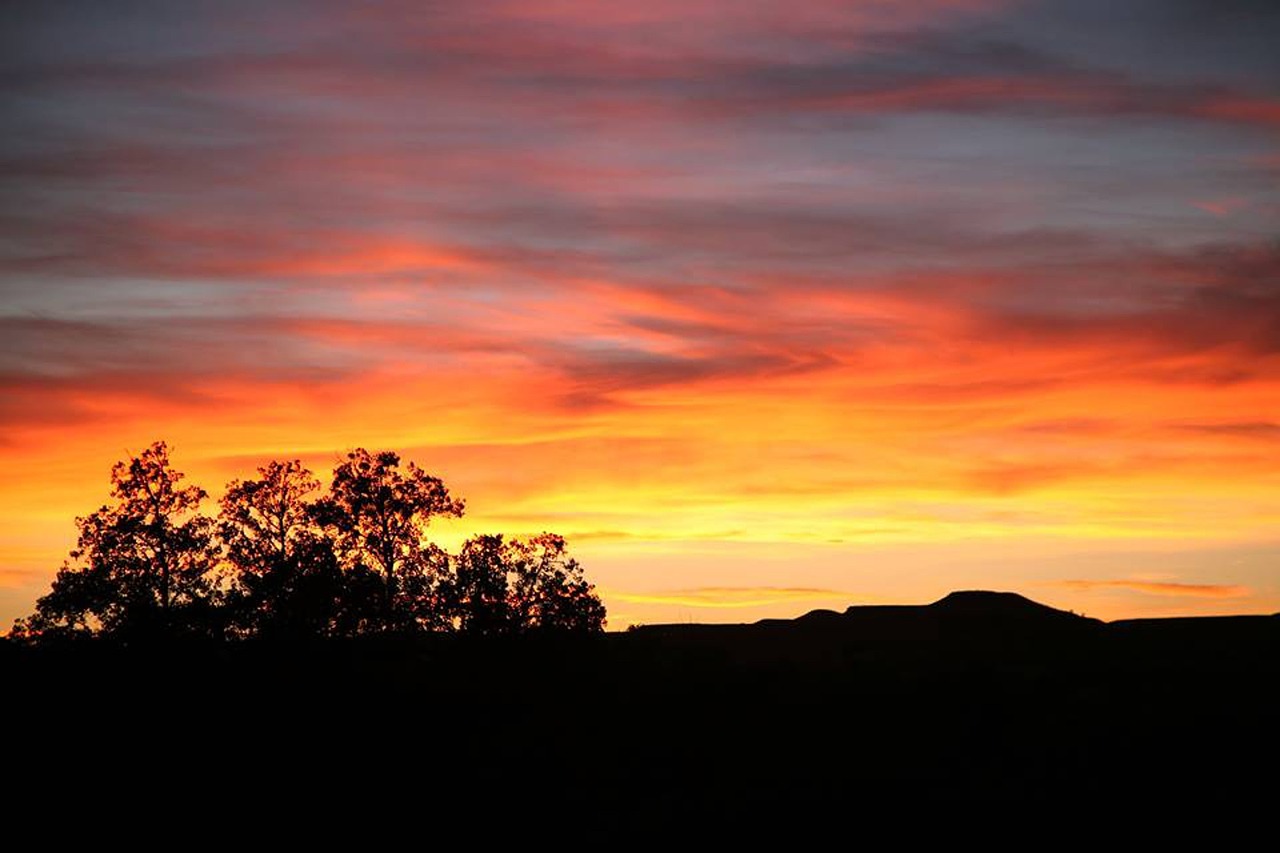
[
  {"xmin": 2, "ymin": 0, "xmax": 1278, "ymax": 631},
  {"xmin": 2, "ymin": 279, "xmax": 1277, "ymax": 630}
]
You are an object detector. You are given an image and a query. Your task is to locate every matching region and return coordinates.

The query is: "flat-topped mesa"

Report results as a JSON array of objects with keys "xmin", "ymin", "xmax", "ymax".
[
  {"xmin": 928, "ymin": 590, "xmax": 1085, "ymax": 619},
  {"xmin": 648, "ymin": 590, "xmax": 1106, "ymax": 635}
]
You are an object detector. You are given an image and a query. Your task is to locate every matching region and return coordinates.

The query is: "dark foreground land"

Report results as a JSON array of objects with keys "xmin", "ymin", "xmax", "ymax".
[{"xmin": 5, "ymin": 591, "xmax": 1277, "ymax": 825}]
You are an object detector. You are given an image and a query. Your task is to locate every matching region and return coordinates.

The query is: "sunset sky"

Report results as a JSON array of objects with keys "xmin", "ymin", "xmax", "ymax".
[{"xmin": 2, "ymin": 0, "xmax": 1278, "ymax": 629}]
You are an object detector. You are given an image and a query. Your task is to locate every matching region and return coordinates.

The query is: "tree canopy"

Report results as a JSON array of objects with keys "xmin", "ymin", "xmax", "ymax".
[
  {"xmin": 452, "ymin": 533, "xmax": 606, "ymax": 635},
  {"xmin": 219, "ymin": 459, "xmax": 350, "ymax": 639},
  {"xmin": 13, "ymin": 442, "xmax": 220, "ymax": 640},
  {"xmin": 312, "ymin": 449, "xmax": 464, "ymax": 632},
  {"xmin": 12, "ymin": 442, "xmax": 606, "ymax": 642}
]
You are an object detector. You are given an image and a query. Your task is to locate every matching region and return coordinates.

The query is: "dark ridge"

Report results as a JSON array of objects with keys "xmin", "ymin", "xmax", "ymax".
[
  {"xmin": 924, "ymin": 589, "xmax": 1100, "ymax": 625},
  {"xmin": 1105, "ymin": 612, "xmax": 1280, "ymax": 658},
  {"xmin": 928, "ymin": 589, "xmax": 1079, "ymax": 616},
  {"xmin": 794, "ymin": 607, "xmax": 842, "ymax": 622},
  {"xmin": 623, "ymin": 589, "xmax": 1108, "ymax": 669},
  {"xmin": 632, "ymin": 589, "xmax": 1103, "ymax": 646},
  {"xmin": 759, "ymin": 607, "xmax": 841, "ymax": 627},
  {"xmin": 1110, "ymin": 613, "xmax": 1279, "ymax": 627}
]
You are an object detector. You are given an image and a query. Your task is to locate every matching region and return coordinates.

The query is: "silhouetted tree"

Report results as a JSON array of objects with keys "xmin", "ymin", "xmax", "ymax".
[
  {"xmin": 13, "ymin": 442, "xmax": 219, "ymax": 640},
  {"xmin": 311, "ymin": 449, "xmax": 464, "ymax": 631},
  {"xmin": 220, "ymin": 460, "xmax": 345, "ymax": 638},
  {"xmin": 512, "ymin": 533, "xmax": 607, "ymax": 633},
  {"xmin": 450, "ymin": 533, "xmax": 605, "ymax": 635},
  {"xmin": 13, "ymin": 443, "xmax": 608, "ymax": 642},
  {"xmin": 329, "ymin": 562, "xmax": 387, "ymax": 637},
  {"xmin": 451, "ymin": 535, "xmax": 513, "ymax": 635}
]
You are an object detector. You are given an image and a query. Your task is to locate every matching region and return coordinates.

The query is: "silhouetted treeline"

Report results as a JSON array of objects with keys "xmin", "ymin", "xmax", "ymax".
[{"xmin": 10, "ymin": 442, "xmax": 605, "ymax": 642}]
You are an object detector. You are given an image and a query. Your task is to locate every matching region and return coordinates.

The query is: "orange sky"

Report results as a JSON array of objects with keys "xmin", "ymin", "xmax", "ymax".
[{"xmin": 2, "ymin": 0, "xmax": 1279, "ymax": 629}]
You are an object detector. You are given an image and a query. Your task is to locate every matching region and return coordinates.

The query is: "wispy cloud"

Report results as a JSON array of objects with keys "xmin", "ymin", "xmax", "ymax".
[
  {"xmin": 1059, "ymin": 580, "xmax": 1251, "ymax": 599},
  {"xmin": 612, "ymin": 587, "xmax": 853, "ymax": 608},
  {"xmin": 1177, "ymin": 422, "xmax": 1280, "ymax": 441}
]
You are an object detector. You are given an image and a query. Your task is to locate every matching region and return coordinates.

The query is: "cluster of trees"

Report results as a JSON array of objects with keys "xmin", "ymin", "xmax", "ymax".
[{"xmin": 12, "ymin": 442, "xmax": 606, "ymax": 642}]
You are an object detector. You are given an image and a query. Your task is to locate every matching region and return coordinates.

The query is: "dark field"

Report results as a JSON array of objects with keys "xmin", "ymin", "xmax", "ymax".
[{"xmin": 6, "ymin": 592, "xmax": 1276, "ymax": 828}]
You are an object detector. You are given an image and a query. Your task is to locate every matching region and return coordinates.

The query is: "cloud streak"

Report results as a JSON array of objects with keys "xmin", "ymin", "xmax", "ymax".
[
  {"xmin": 1059, "ymin": 580, "xmax": 1252, "ymax": 599},
  {"xmin": 612, "ymin": 587, "xmax": 855, "ymax": 609}
]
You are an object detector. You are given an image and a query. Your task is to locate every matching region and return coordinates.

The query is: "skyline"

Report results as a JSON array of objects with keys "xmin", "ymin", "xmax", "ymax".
[{"xmin": 3, "ymin": 0, "xmax": 1279, "ymax": 628}]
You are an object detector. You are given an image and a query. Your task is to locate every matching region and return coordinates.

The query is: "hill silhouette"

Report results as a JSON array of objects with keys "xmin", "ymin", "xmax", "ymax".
[
  {"xmin": 929, "ymin": 588, "xmax": 1092, "ymax": 619},
  {"xmin": 4, "ymin": 589, "xmax": 1276, "ymax": 827},
  {"xmin": 630, "ymin": 589, "xmax": 1107, "ymax": 665}
]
